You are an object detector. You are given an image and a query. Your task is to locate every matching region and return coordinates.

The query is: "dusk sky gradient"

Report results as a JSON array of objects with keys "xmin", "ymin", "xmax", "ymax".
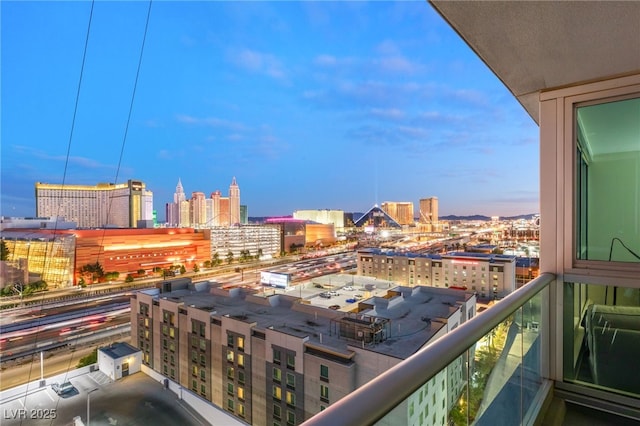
[{"xmin": 1, "ymin": 1, "xmax": 540, "ymax": 221}]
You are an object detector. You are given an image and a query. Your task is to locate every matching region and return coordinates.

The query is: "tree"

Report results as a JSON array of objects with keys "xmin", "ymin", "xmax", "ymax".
[
  {"xmin": 180, "ymin": 265, "xmax": 186, "ymax": 275},
  {"xmin": 77, "ymin": 348, "xmax": 97, "ymax": 368},
  {"xmin": 212, "ymin": 252, "xmax": 221, "ymax": 266},
  {"xmin": 257, "ymin": 248, "xmax": 263, "ymax": 259},
  {"xmin": 80, "ymin": 262, "xmax": 105, "ymax": 283},
  {"xmin": 125, "ymin": 274, "xmax": 134, "ymax": 283},
  {"xmin": 193, "ymin": 264, "xmax": 200, "ymax": 273},
  {"xmin": 0, "ymin": 240, "xmax": 10, "ymax": 261},
  {"xmin": 203, "ymin": 260, "xmax": 211, "ymax": 268},
  {"xmin": 137, "ymin": 269, "xmax": 146, "ymax": 276},
  {"xmin": 226, "ymin": 250, "xmax": 234, "ymax": 264}
]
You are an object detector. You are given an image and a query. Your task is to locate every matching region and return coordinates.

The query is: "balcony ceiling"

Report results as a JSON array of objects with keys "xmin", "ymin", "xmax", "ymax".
[{"xmin": 429, "ymin": 1, "xmax": 640, "ymax": 124}]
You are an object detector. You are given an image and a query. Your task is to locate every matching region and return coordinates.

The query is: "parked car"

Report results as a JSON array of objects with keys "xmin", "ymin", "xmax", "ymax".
[
  {"xmin": 329, "ymin": 290, "xmax": 339, "ymax": 296},
  {"xmin": 51, "ymin": 381, "xmax": 75, "ymax": 395},
  {"xmin": 343, "ymin": 286, "xmax": 354, "ymax": 291},
  {"xmin": 328, "ymin": 305, "xmax": 340, "ymax": 310},
  {"xmin": 345, "ymin": 298, "xmax": 357, "ymax": 303},
  {"xmin": 319, "ymin": 292, "xmax": 332, "ymax": 299}
]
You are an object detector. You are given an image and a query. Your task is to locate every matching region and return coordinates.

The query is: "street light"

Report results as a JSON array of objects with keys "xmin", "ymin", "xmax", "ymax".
[{"xmin": 87, "ymin": 388, "xmax": 98, "ymax": 426}]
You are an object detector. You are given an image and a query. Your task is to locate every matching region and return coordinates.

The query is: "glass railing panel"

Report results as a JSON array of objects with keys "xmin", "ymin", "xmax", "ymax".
[
  {"xmin": 563, "ymin": 282, "xmax": 640, "ymax": 399},
  {"xmin": 373, "ymin": 295, "xmax": 545, "ymax": 426},
  {"xmin": 301, "ymin": 274, "xmax": 554, "ymax": 426}
]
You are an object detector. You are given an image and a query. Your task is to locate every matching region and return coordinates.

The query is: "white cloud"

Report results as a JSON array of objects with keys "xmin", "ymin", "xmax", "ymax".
[{"xmin": 230, "ymin": 48, "xmax": 287, "ymax": 80}]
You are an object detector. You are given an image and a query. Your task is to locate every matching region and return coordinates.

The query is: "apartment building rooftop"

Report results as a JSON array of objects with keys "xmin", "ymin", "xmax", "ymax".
[{"xmin": 144, "ymin": 281, "xmax": 474, "ymax": 360}]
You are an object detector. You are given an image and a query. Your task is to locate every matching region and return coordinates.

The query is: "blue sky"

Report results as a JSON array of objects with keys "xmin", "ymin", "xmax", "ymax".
[{"xmin": 2, "ymin": 1, "xmax": 539, "ymax": 220}]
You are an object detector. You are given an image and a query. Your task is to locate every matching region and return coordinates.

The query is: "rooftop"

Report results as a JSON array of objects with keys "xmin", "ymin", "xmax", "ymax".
[
  {"xmin": 99, "ymin": 341, "xmax": 141, "ymax": 359},
  {"xmin": 142, "ymin": 281, "xmax": 473, "ymax": 360}
]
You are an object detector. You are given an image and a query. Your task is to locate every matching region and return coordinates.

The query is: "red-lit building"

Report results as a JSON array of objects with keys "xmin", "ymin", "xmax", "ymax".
[{"xmin": 1, "ymin": 227, "xmax": 211, "ymax": 286}]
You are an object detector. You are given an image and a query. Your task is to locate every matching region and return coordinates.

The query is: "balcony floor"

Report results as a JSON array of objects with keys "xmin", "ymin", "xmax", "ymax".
[{"xmin": 563, "ymin": 402, "xmax": 640, "ymax": 426}]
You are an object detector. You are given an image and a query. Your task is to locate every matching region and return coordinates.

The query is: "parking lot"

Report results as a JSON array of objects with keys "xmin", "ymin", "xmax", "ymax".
[{"xmin": 1, "ymin": 371, "xmax": 209, "ymax": 426}]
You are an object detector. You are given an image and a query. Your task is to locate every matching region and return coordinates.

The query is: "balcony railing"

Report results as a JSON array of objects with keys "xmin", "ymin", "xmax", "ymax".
[{"xmin": 302, "ymin": 273, "xmax": 555, "ymax": 426}]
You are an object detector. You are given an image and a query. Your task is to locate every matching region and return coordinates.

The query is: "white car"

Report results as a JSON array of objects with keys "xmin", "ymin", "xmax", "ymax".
[{"xmin": 343, "ymin": 286, "xmax": 354, "ymax": 291}]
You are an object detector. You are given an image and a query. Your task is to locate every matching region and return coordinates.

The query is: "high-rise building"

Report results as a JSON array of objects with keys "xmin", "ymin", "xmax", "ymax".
[
  {"xmin": 380, "ymin": 202, "xmax": 414, "ymax": 225},
  {"xmin": 419, "ymin": 197, "xmax": 438, "ymax": 225},
  {"xmin": 166, "ymin": 179, "xmax": 186, "ymax": 227},
  {"xmin": 229, "ymin": 177, "xmax": 240, "ymax": 225},
  {"xmin": 239, "ymin": 205, "xmax": 248, "ymax": 224},
  {"xmin": 218, "ymin": 197, "xmax": 230, "ymax": 226},
  {"xmin": 190, "ymin": 192, "xmax": 207, "ymax": 226},
  {"xmin": 35, "ymin": 180, "xmax": 152, "ymax": 228}
]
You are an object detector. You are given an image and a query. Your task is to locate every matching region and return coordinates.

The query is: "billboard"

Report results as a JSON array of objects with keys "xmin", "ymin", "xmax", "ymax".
[{"xmin": 260, "ymin": 271, "xmax": 290, "ymax": 288}]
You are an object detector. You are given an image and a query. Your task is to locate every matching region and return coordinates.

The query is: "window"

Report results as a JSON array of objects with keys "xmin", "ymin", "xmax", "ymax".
[
  {"xmin": 272, "ymin": 385, "xmax": 282, "ymax": 400},
  {"xmin": 237, "ymin": 386, "xmax": 244, "ymax": 401},
  {"xmin": 575, "ymin": 96, "xmax": 640, "ymax": 265},
  {"xmin": 227, "ymin": 366, "xmax": 235, "ymax": 380},
  {"xmin": 238, "ymin": 370, "xmax": 245, "ymax": 384},
  {"xmin": 286, "ymin": 372, "xmax": 295, "ymax": 388},
  {"xmin": 238, "ymin": 403, "xmax": 245, "ymax": 418},
  {"xmin": 200, "ymin": 369, "xmax": 206, "ymax": 380},
  {"xmin": 273, "ymin": 367, "xmax": 282, "ymax": 382},
  {"xmin": 200, "ymin": 354, "xmax": 206, "ymax": 366},
  {"xmin": 286, "ymin": 353, "xmax": 295, "ymax": 369},
  {"xmin": 169, "ymin": 327, "xmax": 175, "ymax": 338},
  {"xmin": 227, "ymin": 334, "xmax": 234, "ymax": 347},
  {"xmin": 227, "ymin": 383, "xmax": 234, "ymax": 395},
  {"xmin": 192, "ymin": 366, "xmax": 198, "ymax": 376},
  {"xmin": 237, "ymin": 336, "xmax": 245, "ymax": 351},
  {"xmin": 273, "ymin": 404, "xmax": 282, "ymax": 419},
  {"xmin": 200, "ymin": 338, "xmax": 206, "ymax": 351},
  {"xmin": 237, "ymin": 353, "xmax": 245, "ymax": 367},
  {"xmin": 287, "ymin": 411, "xmax": 295, "ymax": 425},
  {"xmin": 320, "ymin": 384, "xmax": 329, "ymax": 402},
  {"xmin": 273, "ymin": 348, "xmax": 281, "ymax": 364},
  {"xmin": 320, "ymin": 364, "xmax": 329, "ymax": 381},
  {"xmin": 200, "ymin": 384, "xmax": 206, "ymax": 395},
  {"xmin": 191, "ymin": 350, "xmax": 198, "ymax": 362},
  {"xmin": 227, "ymin": 350, "xmax": 234, "ymax": 363},
  {"xmin": 286, "ymin": 391, "xmax": 295, "ymax": 406},
  {"xmin": 227, "ymin": 399, "xmax": 234, "ymax": 411}
]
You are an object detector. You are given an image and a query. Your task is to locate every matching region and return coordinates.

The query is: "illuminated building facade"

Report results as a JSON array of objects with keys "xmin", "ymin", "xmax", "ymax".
[
  {"xmin": 229, "ymin": 177, "xmax": 240, "ymax": 225},
  {"xmin": 293, "ymin": 209, "xmax": 345, "ymax": 229},
  {"xmin": 419, "ymin": 197, "xmax": 438, "ymax": 226},
  {"xmin": 380, "ymin": 202, "xmax": 414, "ymax": 225},
  {"xmin": 131, "ymin": 282, "xmax": 475, "ymax": 425},
  {"xmin": 304, "ymin": 223, "xmax": 336, "ymax": 247},
  {"xmin": 1, "ymin": 227, "xmax": 210, "ymax": 287},
  {"xmin": 208, "ymin": 225, "xmax": 280, "ymax": 260},
  {"xmin": 35, "ymin": 180, "xmax": 153, "ymax": 228},
  {"xmin": 357, "ymin": 249, "xmax": 516, "ymax": 298},
  {"xmin": 1, "ymin": 230, "xmax": 76, "ymax": 288},
  {"xmin": 190, "ymin": 192, "xmax": 207, "ymax": 226}
]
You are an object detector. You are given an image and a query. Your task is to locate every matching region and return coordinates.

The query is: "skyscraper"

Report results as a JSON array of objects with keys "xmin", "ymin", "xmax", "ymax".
[
  {"xmin": 380, "ymin": 201, "xmax": 414, "ymax": 225},
  {"xmin": 190, "ymin": 192, "xmax": 207, "ymax": 226},
  {"xmin": 166, "ymin": 178, "xmax": 186, "ymax": 226},
  {"xmin": 419, "ymin": 197, "xmax": 438, "ymax": 225},
  {"xmin": 229, "ymin": 177, "xmax": 240, "ymax": 225},
  {"xmin": 35, "ymin": 180, "xmax": 153, "ymax": 228}
]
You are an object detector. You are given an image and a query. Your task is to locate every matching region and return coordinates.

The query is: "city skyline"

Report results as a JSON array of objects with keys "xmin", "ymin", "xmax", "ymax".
[{"xmin": 2, "ymin": 1, "xmax": 540, "ymax": 220}]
